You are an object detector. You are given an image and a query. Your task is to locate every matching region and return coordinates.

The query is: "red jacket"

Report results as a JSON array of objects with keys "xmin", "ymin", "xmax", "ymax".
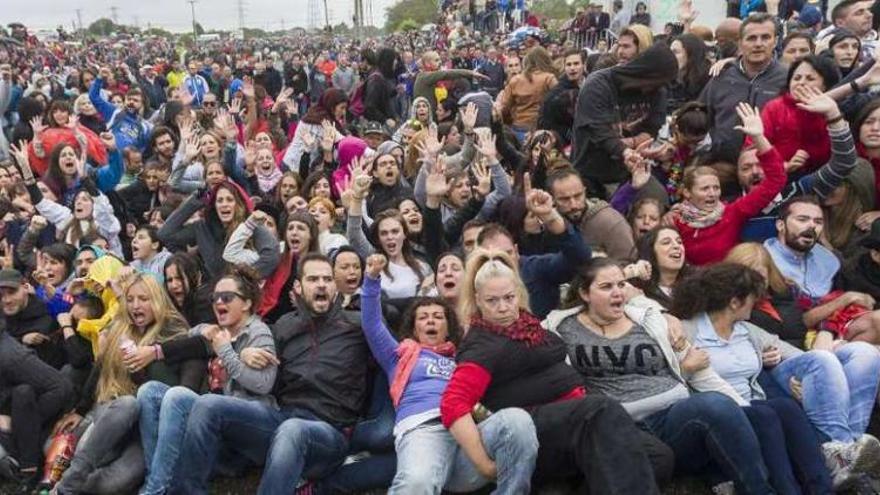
[
  {"xmin": 761, "ymin": 93, "xmax": 830, "ymax": 174},
  {"xmin": 676, "ymin": 146, "xmax": 786, "ymax": 266}
]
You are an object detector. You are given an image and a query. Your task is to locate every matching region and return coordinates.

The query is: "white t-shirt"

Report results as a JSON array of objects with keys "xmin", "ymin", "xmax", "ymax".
[{"xmin": 381, "ymin": 260, "xmax": 432, "ymax": 299}]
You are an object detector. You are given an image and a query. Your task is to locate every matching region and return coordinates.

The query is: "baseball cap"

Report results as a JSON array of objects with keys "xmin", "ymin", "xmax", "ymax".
[{"xmin": 0, "ymin": 269, "xmax": 24, "ymax": 289}]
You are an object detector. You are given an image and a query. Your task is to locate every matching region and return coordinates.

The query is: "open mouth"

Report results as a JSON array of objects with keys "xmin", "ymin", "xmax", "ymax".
[
  {"xmin": 424, "ymin": 328, "xmax": 439, "ymax": 337},
  {"xmin": 345, "ymin": 276, "xmax": 359, "ymax": 286},
  {"xmin": 668, "ymin": 250, "xmax": 682, "ymax": 260},
  {"xmin": 442, "ymin": 280, "xmax": 456, "ymax": 290},
  {"xmin": 386, "ymin": 242, "xmax": 397, "ymax": 252},
  {"xmin": 215, "ymin": 306, "xmax": 229, "ymax": 319},
  {"xmin": 313, "ymin": 293, "xmax": 329, "ymax": 304}
]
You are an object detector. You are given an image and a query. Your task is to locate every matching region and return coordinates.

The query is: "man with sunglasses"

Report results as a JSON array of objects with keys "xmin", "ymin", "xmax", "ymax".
[{"xmin": 171, "ymin": 253, "xmax": 371, "ymax": 495}]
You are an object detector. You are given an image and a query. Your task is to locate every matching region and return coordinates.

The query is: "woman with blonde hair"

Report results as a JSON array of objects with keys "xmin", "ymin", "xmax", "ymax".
[
  {"xmin": 50, "ymin": 273, "xmax": 201, "ymax": 494},
  {"xmin": 441, "ymin": 249, "xmax": 673, "ymax": 492},
  {"xmin": 496, "ymin": 47, "xmax": 558, "ymax": 142}
]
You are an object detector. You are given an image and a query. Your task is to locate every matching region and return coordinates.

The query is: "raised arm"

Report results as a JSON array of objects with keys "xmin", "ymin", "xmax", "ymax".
[
  {"xmin": 729, "ymin": 103, "xmax": 786, "ymax": 219},
  {"xmin": 361, "ymin": 255, "xmax": 402, "ymax": 373}
]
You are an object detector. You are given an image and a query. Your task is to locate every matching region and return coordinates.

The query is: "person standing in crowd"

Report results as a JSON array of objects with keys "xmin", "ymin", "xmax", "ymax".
[{"xmin": 701, "ymin": 13, "xmax": 786, "ymax": 161}]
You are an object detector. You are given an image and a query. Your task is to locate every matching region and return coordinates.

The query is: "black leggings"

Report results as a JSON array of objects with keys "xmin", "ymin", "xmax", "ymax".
[
  {"xmin": 531, "ymin": 395, "xmax": 674, "ymax": 493},
  {"xmin": 1, "ymin": 383, "xmax": 68, "ymax": 469}
]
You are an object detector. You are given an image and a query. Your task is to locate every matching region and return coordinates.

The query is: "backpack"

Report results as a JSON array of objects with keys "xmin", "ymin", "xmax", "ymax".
[{"xmin": 349, "ymin": 71, "xmax": 380, "ymax": 118}]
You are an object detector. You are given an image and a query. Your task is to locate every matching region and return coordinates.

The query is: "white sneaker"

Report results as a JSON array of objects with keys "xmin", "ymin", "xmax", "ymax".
[
  {"xmin": 823, "ymin": 441, "xmax": 858, "ymax": 490},
  {"xmin": 850, "ymin": 434, "xmax": 880, "ymax": 476},
  {"xmin": 711, "ymin": 481, "xmax": 735, "ymax": 495}
]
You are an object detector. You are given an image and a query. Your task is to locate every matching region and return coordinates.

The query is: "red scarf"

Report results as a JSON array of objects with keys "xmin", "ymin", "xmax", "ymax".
[
  {"xmin": 389, "ymin": 339, "xmax": 456, "ymax": 408},
  {"xmin": 469, "ymin": 310, "xmax": 547, "ymax": 347},
  {"xmin": 755, "ymin": 298, "xmax": 781, "ymax": 322},
  {"xmin": 258, "ymin": 251, "xmax": 295, "ymax": 316}
]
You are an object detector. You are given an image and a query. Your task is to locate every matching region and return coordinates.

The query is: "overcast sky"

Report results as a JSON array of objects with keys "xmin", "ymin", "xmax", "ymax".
[{"xmin": 3, "ymin": 0, "xmax": 395, "ymax": 33}]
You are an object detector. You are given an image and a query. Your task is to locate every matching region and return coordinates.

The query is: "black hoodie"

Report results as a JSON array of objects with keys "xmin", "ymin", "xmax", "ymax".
[{"xmin": 572, "ymin": 43, "xmax": 677, "ymax": 186}]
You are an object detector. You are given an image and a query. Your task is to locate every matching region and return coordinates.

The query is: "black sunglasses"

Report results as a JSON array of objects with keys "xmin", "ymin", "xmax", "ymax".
[
  {"xmin": 203, "ymin": 101, "xmax": 218, "ymax": 107},
  {"xmin": 212, "ymin": 291, "xmax": 244, "ymax": 304}
]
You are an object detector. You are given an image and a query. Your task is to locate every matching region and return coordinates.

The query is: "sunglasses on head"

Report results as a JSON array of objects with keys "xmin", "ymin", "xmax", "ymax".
[{"xmin": 212, "ymin": 291, "xmax": 243, "ymax": 304}]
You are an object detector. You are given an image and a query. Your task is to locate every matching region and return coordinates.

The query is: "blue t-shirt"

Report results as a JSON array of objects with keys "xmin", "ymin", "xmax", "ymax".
[{"xmin": 693, "ymin": 313, "xmax": 761, "ymax": 401}]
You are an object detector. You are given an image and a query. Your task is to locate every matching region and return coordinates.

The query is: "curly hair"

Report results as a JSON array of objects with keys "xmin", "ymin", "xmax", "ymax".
[
  {"xmin": 670, "ymin": 263, "xmax": 766, "ymax": 320},
  {"xmin": 398, "ymin": 296, "xmax": 463, "ymax": 345}
]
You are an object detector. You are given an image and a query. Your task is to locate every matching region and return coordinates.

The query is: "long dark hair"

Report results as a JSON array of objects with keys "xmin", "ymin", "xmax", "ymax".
[
  {"xmin": 670, "ymin": 263, "xmax": 766, "ymax": 320},
  {"xmin": 398, "ymin": 296, "xmax": 462, "ymax": 344},
  {"xmin": 163, "ymin": 252, "xmax": 204, "ymax": 312},
  {"xmin": 633, "ymin": 226, "xmax": 690, "ymax": 309},
  {"xmin": 673, "ymin": 33, "xmax": 710, "ymax": 94},
  {"xmin": 376, "ymin": 47, "xmax": 402, "ymax": 80},
  {"xmin": 370, "ymin": 208, "xmax": 426, "ymax": 284}
]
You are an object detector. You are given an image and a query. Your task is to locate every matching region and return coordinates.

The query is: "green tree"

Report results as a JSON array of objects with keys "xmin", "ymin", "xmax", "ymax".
[
  {"xmin": 143, "ymin": 27, "xmax": 173, "ymax": 38},
  {"xmin": 87, "ymin": 18, "xmax": 116, "ymax": 36},
  {"xmin": 193, "ymin": 22, "xmax": 205, "ymax": 36},
  {"xmin": 385, "ymin": 0, "xmax": 436, "ymax": 32},
  {"xmin": 531, "ymin": 0, "xmax": 573, "ymax": 20},
  {"xmin": 397, "ymin": 19, "xmax": 420, "ymax": 31}
]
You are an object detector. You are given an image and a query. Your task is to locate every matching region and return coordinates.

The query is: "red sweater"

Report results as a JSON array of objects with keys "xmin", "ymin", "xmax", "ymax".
[
  {"xmin": 676, "ymin": 146, "xmax": 786, "ymax": 266},
  {"xmin": 761, "ymin": 93, "xmax": 830, "ymax": 174}
]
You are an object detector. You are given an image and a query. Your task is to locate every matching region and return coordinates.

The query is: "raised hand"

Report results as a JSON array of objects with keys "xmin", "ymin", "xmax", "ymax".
[
  {"xmin": 523, "ymin": 172, "xmax": 555, "ymax": 219},
  {"xmin": 244, "ymin": 140, "xmax": 257, "ymax": 174},
  {"xmin": 321, "ymin": 120, "xmax": 336, "ymax": 152},
  {"xmin": 415, "ymin": 124, "xmax": 444, "ymax": 159},
  {"xmin": 630, "ymin": 158, "xmax": 651, "ymax": 190},
  {"xmin": 733, "ymin": 103, "xmax": 764, "ymax": 138},
  {"xmin": 350, "ymin": 157, "xmax": 373, "ymax": 199},
  {"xmin": 678, "ymin": 0, "xmax": 699, "ymax": 24},
  {"xmin": 366, "ymin": 253, "xmax": 388, "ymax": 278},
  {"xmin": 184, "ymin": 133, "xmax": 201, "ymax": 162},
  {"xmin": 793, "ymin": 85, "xmax": 840, "ymax": 119},
  {"xmin": 461, "ymin": 102, "xmax": 478, "ymax": 133},
  {"xmin": 475, "ymin": 129, "xmax": 497, "ymax": 161},
  {"xmin": 425, "ymin": 155, "xmax": 450, "ymax": 198},
  {"xmin": 228, "ymin": 96, "xmax": 243, "ymax": 116},
  {"xmin": 30, "ymin": 115, "xmax": 47, "ymax": 135},
  {"xmin": 9, "ymin": 140, "xmax": 32, "ymax": 179},
  {"xmin": 300, "ymin": 130, "xmax": 317, "ymax": 151},
  {"xmin": 472, "ymin": 159, "xmax": 492, "ymax": 197},
  {"xmin": 99, "ymin": 131, "xmax": 116, "ymax": 151}
]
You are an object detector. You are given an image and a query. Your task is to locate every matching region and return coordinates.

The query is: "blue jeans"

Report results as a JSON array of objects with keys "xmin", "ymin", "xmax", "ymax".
[
  {"xmin": 169, "ymin": 394, "xmax": 348, "ymax": 495},
  {"xmin": 260, "ymin": 412, "xmax": 349, "ymax": 494},
  {"xmin": 769, "ymin": 343, "xmax": 880, "ymax": 443},
  {"xmin": 744, "ymin": 398, "xmax": 832, "ymax": 495},
  {"xmin": 642, "ymin": 392, "xmax": 774, "ymax": 495},
  {"xmin": 317, "ymin": 372, "xmax": 397, "ymax": 494},
  {"xmin": 390, "ymin": 408, "xmax": 537, "ymax": 494},
  {"xmin": 137, "ymin": 381, "xmax": 199, "ymax": 495}
]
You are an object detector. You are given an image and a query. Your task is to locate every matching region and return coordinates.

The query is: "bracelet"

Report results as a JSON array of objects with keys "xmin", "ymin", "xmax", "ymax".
[
  {"xmin": 851, "ymin": 80, "xmax": 861, "ymax": 93},
  {"xmin": 826, "ymin": 114, "xmax": 845, "ymax": 125},
  {"xmin": 153, "ymin": 344, "xmax": 164, "ymax": 360}
]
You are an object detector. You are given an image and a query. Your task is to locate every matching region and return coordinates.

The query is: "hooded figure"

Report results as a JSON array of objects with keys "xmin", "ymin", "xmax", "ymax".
[
  {"xmin": 331, "ymin": 136, "xmax": 370, "ymax": 197},
  {"xmin": 572, "ymin": 42, "xmax": 678, "ymax": 188},
  {"xmin": 77, "ymin": 254, "xmax": 125, "ymax": 354}
]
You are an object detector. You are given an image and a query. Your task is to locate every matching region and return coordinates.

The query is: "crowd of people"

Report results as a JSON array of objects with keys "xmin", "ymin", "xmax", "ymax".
[{"xmin": 0, "ymin": 0, "xmax": 880, "ymax": 493}]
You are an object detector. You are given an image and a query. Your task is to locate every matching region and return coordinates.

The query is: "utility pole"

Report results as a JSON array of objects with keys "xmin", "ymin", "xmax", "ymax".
[
  {"xmin": 236, "ymin": 0, "xmax": 246, "ymax": 39},
  {"xmin": 75, "ymin": 8, "xmax": 85, "ymax": 42},
  {"xmin": 322, "ymin": 0, "xmax": 330, "ymax": 32},
  {"xmin": 187, "ymin": 0, "xmax": 198, "ymax": 47},
  {"xmin": 110, "ymin": 6, "xmax": 119, "ymax": 24}
]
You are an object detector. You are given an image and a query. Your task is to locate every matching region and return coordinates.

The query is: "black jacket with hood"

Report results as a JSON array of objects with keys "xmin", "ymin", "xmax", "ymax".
[
  {"xmin": 271, "ymin": 296, "xmax": 370, "ymax": 428},
  {"xmin": 572, "ymin": 43, "xmax": 677, "ymax": 186}
]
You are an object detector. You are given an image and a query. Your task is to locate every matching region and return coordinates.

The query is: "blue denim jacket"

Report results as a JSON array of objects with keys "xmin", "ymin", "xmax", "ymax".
[{"xmin": 764, "ymin": 237, "xmax": 839, "ymax": 303}]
